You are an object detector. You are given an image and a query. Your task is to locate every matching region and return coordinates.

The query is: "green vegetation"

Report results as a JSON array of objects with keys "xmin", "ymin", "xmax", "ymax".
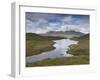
[
  {"xmin": 68, "ymin": 34, "xmax": 90, "ymax": 64},
  {"xmin": 69, "ymin": 34, "xmax": 89, "ymax": 56},
  {"xmin": 26, "ymin": 34, "xmax": 89, "ymax": 67},
  {"xmin": 26, "ymin": 56, "xmax": 89, "ymax": 67},
  {"xmin": 26, "ymin": 33, "xmax": 65, "ymax": 56}
]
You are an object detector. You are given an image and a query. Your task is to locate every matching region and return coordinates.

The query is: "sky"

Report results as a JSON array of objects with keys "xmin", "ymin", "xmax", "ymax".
[{"xmin": 26, "ymin": 12, "xmax": 90, "ymax": 34}]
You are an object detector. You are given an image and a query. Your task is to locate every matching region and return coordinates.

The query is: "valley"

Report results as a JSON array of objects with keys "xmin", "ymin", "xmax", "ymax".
[{"xmin": 26, "ymin": 32, "xmax": 89, "ymax": 67}]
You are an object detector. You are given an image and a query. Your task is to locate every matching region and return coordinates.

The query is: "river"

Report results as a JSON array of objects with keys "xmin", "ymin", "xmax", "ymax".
[{"xmin": 26, "ymin": 39, "xmax": 78, "ymax": 63}]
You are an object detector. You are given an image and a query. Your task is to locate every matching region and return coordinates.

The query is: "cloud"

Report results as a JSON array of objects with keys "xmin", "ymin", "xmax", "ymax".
[{"xmin": 26, "ymin": 12, "xmax": 89, "ymax": 34}]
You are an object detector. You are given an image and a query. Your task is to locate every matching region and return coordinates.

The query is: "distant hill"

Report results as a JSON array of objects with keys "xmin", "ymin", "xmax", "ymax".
[
  {"xmin": 26, "ymin": 33, "xmax": 65, "ymax": 40},
  {"xmin": 72, "ymin": 34, "xmax": 89, "ymax": 40},
  {"xmin": 79, "ymin": 34, "xmax": 89, "ymax": 39},
  {"xmin": 26, "ymin": 33, "xmax": 41, "ymax": 40},
  {"xmin": 40, "ymin": 31, "xmax": 84, "ymax": 38},
  {"xmin": 46, "ymin": 31, "xmax": 84, "ymax": 35}
]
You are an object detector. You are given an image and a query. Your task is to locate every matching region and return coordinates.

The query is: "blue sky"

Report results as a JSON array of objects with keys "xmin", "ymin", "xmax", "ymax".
[{"xmin": 26, "ymin": 12, "xmax": 89, "ymax": 34}]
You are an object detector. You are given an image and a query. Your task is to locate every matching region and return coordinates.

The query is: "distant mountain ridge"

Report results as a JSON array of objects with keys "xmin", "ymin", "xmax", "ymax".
[{"xmin": 40, "ymin": 31, "xmax": 85, "ymax": 38}]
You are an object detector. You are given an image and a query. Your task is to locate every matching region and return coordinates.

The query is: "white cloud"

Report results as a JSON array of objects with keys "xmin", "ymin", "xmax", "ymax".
[
  {"xmin": 62, "ymin": 16, "xmax": 73, "ymax": 22},
  {"xmin": 26, "ymin": 13, "xmax": 89, "ymax": 34}
]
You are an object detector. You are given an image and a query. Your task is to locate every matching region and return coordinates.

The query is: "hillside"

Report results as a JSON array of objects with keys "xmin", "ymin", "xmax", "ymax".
[
  {"xmin": 40, "ymin": 31, "xmax": 84, "ymax": 38},
  {"xmin": 26, "ymin": 33, "xmax": 41, "ymax": 40},
  {"xmin": 26, "ymin": 34, "xmax": 89, "ymax": 67},
  {"xmin": 26, "ymin": 33, "xmax": 65, "ymax": 56},
  {"xmin": 68, "ymin": 34, "xmax": 89, "ymax": 61}
]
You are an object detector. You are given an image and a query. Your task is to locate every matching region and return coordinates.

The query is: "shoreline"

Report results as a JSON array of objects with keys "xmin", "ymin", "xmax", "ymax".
[
  {"xmin": 26, "ymin": 33, "xmax": 66, "ymax": 56},
  {"xmin": 26, "ymin": 39, "xmax": 78, "ymax": 66},
  {"xmin": 26, "ymin": 34, "xmax": 89, "ymax": 67}
]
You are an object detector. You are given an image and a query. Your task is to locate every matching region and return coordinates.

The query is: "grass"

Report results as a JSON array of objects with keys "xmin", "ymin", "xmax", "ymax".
[
  {"xmin": 26, "ymin": 33, "xmax": 65, "ymax": 56},
  {"xmin": 26, "ymin": 34, "xmax": 89, "ymax": 67},
  {"xmin": 68, "ymin": 34, "xmax": 89, "ymax": 56},
  {"xmin": 26, "ymin": 55, "xmax": 89, "ymax": 67},
  {"xmin": 68, "ymin": 34, "xmax": 90, "ymax": 64}
]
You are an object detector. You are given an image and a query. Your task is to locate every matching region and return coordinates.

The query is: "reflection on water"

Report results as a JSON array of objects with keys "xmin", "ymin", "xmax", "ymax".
[{"xmin": 26, "ymin": 39, "xmax": 78, "ymax": 63}]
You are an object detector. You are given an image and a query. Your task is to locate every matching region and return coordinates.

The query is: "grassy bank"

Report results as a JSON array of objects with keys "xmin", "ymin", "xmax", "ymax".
[
  {"xmin": 69, "ymin": 34, "xmax": 89, "ymax": 56},
  {"xmin": 26, "ymin": 34, "xmax": 89, "ymax": 67},
  {"xmin": 68, "ymin": 34, "xmax": 89, "ymax": 64},
  {"xmin": 26, "ymin": 33, "xmax": 65, "ymax": 56},
  {"xmin": 26, "ymin": 56, "xmax": 89, "ymax": 67}
]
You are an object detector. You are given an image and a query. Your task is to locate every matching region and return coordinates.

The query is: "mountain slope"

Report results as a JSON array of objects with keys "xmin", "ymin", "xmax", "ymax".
[
  {"xmin": 69, "ymin": 34, "xmax": 89, "ymax": 56},
  {"xmin": 26, "ymin": 33, "xmax": 65, "ymax": 56},
  {"xmin": 40, "ymin": 31, "xmax": 84, "ymax": 38}
]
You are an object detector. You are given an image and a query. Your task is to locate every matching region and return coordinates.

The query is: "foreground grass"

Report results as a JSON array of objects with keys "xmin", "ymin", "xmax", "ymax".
[
  {"xmin": 26, "ymin": 33, "xmax": 65, "ymax": 56},
  {"xmin": 26, "ymin": 55, "xmax": 89, "ymax": 67},
  {"xmin": 26, "ymin": 34, "xmax": 89, "ymax": 67}
]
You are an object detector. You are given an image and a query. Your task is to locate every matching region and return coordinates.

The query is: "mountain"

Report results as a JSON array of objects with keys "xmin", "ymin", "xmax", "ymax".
[{"xmin": 40, "ymin": 31, "xmax": 85, "ymax": 38}]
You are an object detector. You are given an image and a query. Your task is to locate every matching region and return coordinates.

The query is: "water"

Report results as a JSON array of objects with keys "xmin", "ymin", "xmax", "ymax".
[{"xmin": 26, "ymin": 39, "xmax": 78, "ymax": 63}]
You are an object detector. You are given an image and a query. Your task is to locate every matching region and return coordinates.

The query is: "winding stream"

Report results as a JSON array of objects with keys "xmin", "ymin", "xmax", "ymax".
[{"xmin": 26, "ymin": 39, "xmax": 78, "ymax": 63}]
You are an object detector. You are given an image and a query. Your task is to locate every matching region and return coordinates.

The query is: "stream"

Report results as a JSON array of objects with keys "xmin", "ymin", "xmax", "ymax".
[{"xmin": 26, "ymin": 39, "xmax": 78, "ymax": 63}]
